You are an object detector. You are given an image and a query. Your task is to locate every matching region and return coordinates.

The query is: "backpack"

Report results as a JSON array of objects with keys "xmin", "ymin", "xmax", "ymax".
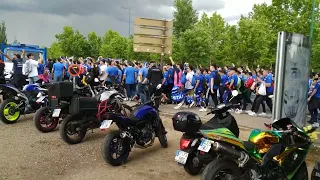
[
  {"xmin": 181, "ymin": 73, "xmax": 187, "ymax": 84},
  {"xmin": 23, "ymin": 60, "xmax": 31, "ymax": 76},
  {"xmin": 191, "ymin": 75, "xmax": 197, "ymax": 87},
  {"xmin": 246, "ymin": 77, "xmax": 254, "ymax": 89},
  {"xmin": 237, "ymin": 76, "xmax": 246, "ymax": 93},
  {"xmin": 214, "ymin": 71, "xmax": 221, "ymax": 86},
  {"xmin": 202, "ymin": 75, "xmax": 207, "ymax": 90}
]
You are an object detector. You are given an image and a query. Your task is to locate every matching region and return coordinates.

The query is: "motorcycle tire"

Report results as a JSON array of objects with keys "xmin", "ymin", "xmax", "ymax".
[
  {"xmin": 60, "ymin": 114, "xmax": 87, "ymax": 145},
  {"xmin": 184, "ymin": 152, "xmax": 202, "ymax": 176},
  {"xmin": 101, "ymin": 130, "xmax": 130, "ymax": 166},
  {"xmin": 292, "ymin": 161, "xmax": 308, "ymax": 180},
  {"xmin": 0, "ymin": 99, "xmax": 21, "ymax": 124},
  {"xmin": 34, "ymin": 106, "xmax": 58, "ymax": 133},
  {"xmin": 156, "ymin": 122, "xmax": 168, "ymax": 148},
  {"xmin": 201, "ymin": 157, "xmax": 242, "ymax": 180}
]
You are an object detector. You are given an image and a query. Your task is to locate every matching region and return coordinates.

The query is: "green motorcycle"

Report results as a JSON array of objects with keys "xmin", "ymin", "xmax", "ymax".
[{"xmin": 198, "ymin": 118, "xmax": 319, "ymax": 180}]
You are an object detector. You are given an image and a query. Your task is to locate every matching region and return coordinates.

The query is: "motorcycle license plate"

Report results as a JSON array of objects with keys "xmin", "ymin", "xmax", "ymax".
[
  {"xmin": 36, "ymin": 96, "xmax": 45, "ymax": 103},
  {"xmin": 198, "ymin": 139, "xmax": 212, "ymax": 152},
  {"xmin": 100, "ymin": 120, "xmax": 113, "ymax": 130},
  {"xmin": 175, "ymin": 150, "xmax": 189, "ymax": 165},
  {"xmin": 52, "ymin": 109, "xmax": 61, "ymax": 118}
]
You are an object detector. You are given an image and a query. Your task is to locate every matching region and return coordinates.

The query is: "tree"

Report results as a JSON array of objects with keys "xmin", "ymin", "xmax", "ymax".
[
  {"xmin": 87, "ymin": 31, "xmax": 102, "ymax": 58},
  {"xmin": 48, "ymin": 42, "xmax": 63, "ymax": 59},
  {"xmin": 173, "ymin": 0, "xmax": 198, "ymax": 38},
  {"xmin": 0, "ymin": 21, "xmax": 7, "ymax": 44},
  {"xmin": 99, "ymin": 30, "xmax": 128, "ymax": 59}
]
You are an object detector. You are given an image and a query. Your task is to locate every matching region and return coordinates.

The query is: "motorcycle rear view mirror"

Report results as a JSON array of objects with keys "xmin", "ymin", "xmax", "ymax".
[{"xmin": 231, "ymin": 90, "xmax": 239, "ymax": 97}]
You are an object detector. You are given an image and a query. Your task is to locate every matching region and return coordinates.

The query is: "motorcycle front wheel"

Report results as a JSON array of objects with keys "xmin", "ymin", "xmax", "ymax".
[
  {"xmin": 0, "ymin": 99, "xmax": 21, "ymax": 124},
  {"xmin": 60, "ymin": 114, "xmax": 87, "ymax": 144},
  {"xmin": 34, "ymin": 106, "xmax": 58, "ymax": 133},
  {"xmin": 156, "ymin": 122, "xmax": 168, "ymax": 148},
  {"xmin": 292, "ymin": 161, "xmax": 308, "ymax": 180},
  {"xmin": 101, "ymin": 131, "xmax": 130, "ymax": 166},
  {"xmin": 201, "ymin": 157, "xmax": 242, "ymax": 180}
]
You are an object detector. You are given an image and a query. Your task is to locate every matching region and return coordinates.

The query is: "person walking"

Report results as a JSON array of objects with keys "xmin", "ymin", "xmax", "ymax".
[{"xmin": 52, "ymin": 57, "xmax": 65, "ymax": 82}]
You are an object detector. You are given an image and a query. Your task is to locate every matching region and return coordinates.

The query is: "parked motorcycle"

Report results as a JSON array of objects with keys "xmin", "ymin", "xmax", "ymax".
[
  {"xmin": 173, "ymin": 90, "xmax": 240, "ymax": 175},
  {"xmin": 100, "ymin": 84, "xmax": 168, "ymax": 166},
  {"xmin": 199, "ymin": 118, "xmax": 319, "ymax": 180},
  {"xmin": 0, "ymin": 83, "xmax": 48, "ymax": 124},
  {"xmin": 33, "ymin": 81, "xmax": 99, "ymax": 133},
  {"xmin": 59, "ymin": 84, "xmax": 132, "ymax": 144}
]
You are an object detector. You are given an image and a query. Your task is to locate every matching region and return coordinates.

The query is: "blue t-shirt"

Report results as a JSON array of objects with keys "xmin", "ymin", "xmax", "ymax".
[
  {"xmin": 117, "ymin": 69, "xmax": 122, "ymax": 83},
  {"xmin": 84, "ymin": 64, "xmax": 91, "ymax": 72},
  {"xmin": 64, "ymin": 62, "xmax": 69, "ymax": 77},
  {"xmin": 205, "ymin": 74, "xmax": 210, "ymax": 84},
  {"xmin": 124, "ymin": 66, "xmax": 136, "ymax": 84},
  {"xmin": 168, "ymin": 68, "xmax": 174, "ymax": 84},
  {"xmin": 53, "ymin": 62, "xmax": 65, "ymax": 77},
  {"xmin": 196, "ymin": 74, "xmax": 205, "ymax": 92},
  {"xmin": 106, "ymin": 66, "xmax": 119, "ymax": 82},
  {"xmin": 163, "ymin": 71, "xmax": 169, "ymax": 85},
  {"xmin": 231, "ymin": 74, "xmax": 238, "ymax": 87},
  {"xmin": 221, "ymin": 74, "xmax": 228, "ymax": 87},
  {"xmin": 12, "ymin": 58, "xmax": 23, "ymax": 74},
  {"xmin": 38, "ymin": 64, "xmax": 44, "ymax": 75},
  {"xmin": 264, "ymin": 74, "xmax": 273, "ymax": 93},
  {"xmin": 210, "ymin": 71, "xmax": 219, "ymax": 89},
  {"xmin": 139, "ymin": 67, "xmax": 148, "ymax": 83},
  {"xmin": 314, "ymin": 82, "xmax": 320, "ymax": 98},
  {"xmin": 252, "ymin": 75, "xmax": 257, "ymax": 80}
]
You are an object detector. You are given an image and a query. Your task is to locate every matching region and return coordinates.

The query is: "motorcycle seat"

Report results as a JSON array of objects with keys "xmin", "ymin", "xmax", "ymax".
[{"xmin": 243, "ymin": 141, "xmax": 255, "ymax": 151}]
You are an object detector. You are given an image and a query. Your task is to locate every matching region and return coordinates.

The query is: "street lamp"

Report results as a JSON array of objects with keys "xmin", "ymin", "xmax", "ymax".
[{"xmin": 122, "ymin": 6, "xmax": 131, "ymax": 61}]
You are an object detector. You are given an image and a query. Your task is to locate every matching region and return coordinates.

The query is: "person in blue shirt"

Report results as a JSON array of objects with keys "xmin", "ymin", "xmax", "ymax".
[
  {"xmin": 37, "ymin": 59, "xmax": 45, "ymax": 75},
  {"xmin": 166, "ymin": 63, "xmax": 174, "ymax": 104},
  {"xmin": 123, "ymin": 62, "xmax": 137, "ymax": 99},
  {"xmin": 161, "ymin": 66, "xmax": 170, "ymax": 103},
  {"xmin": 250, "ymin": 70, "xmax": 273, "ymax": 116},
  {"xmin": 218, "ymin": 70, "xmax": 228, "ymax": 104},
  {"xmin": 52, "ymin": 57, "xmax": 65, "ymax": 82},
  {"xmin": 103, "ymin": 61, "xmax": 119, "ymax": 85},
  {"xmin": 308, "ymin": 79, "xmax": 320, "ymax": 124},
  {"xmin": 136, "ymin": 62, "xmax": 149, "ymax": 103},
  {"xmin": 193, "ymin": 68, "xmax": 206, "ymax": 111},
  {"xmin": 209, "ymin": 64, "xmax": 219, "ymax": 106}
]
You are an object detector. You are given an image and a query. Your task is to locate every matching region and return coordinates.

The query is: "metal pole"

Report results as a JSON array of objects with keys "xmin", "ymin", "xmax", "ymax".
[
  {"xmin": 128, "ymin": 8, "xmax": 131, "ymax": 61},
  {"xmin": 160, "ymin": 20, "xmax": 166, "ymax": 69},
  {"xmin": 310, "ymin": 0, "xmax": 316, "ymax": 41}
]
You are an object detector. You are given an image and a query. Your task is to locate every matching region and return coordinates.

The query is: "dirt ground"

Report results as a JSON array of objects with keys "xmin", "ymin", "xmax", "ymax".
[{"xmin": 0, "ymin": 114, "xmax": 317, "ymax": 180}]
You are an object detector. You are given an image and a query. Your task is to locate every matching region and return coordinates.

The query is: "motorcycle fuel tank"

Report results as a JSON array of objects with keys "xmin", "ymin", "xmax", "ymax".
[{"xmin": 130, "ymin": 105, "xmax": 157, "ymax": 120}]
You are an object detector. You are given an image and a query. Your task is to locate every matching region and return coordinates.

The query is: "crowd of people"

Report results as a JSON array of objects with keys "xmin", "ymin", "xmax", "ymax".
[{"xmin": 0, "ymin": 50, "xmax": 319, "ymax": 124}]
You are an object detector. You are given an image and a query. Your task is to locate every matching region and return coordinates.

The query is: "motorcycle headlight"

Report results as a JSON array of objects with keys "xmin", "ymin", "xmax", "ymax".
[{"xmin": 37, "ymin": 92, "xmax": 42, "ymax": 97}]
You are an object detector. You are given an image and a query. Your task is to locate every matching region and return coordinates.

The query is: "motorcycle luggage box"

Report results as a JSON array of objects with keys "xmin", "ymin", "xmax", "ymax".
[
  {"xmin": 172, "ymin": 111, "xmax": 202, "ymax": 133},
  {"xmin": 200, "ymin": 112, "xmax": 239, "ymax": 138},
  {"xmin": 69, "ymin": 97, "xmax": 98, "ymax": 114},
  {"xmin": 48, "ymin": 82, "xmax": 73, "ymax": 99}
]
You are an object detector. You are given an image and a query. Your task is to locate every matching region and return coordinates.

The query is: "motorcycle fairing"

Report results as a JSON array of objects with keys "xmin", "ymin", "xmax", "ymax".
[
  {"xmin": 131, "ymin": 105, "xmax": 157, "ymax": 120},
  {"xmin": 200, "ymin": 128, "xmax": 245, "ymax": 150}
]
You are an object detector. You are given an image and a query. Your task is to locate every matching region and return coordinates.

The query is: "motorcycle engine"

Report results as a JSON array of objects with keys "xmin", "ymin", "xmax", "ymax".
[{"xmin": 136, "ymin": 124, "xmax": 155, "ymax": 147}]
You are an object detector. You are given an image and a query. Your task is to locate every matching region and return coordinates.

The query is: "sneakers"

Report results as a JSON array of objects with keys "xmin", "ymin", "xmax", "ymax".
[
  {"xmin": 174, "ymin": 102, "xmax": 183, "ymax": 110},
  {"xmin": 245, "ymin": 110, "xmax": 253, "ymax": 114},
  {"xmin": 199, "ymin": 107, "xmax": 207, "ymax": 112},
  {"xmin": 189, "ymin": 102, "xmax": 195, "ymax": 108},
  {"xmin": 235, "ymin": 109, "xmax": 243, "ymax": 114},
  {"xmin": 258, "ymin": 112, "xmax": 267, "ymax": 117},
  {"xmin": 249, "ymin": 112, "xmax": 257, "ymax": 116}
]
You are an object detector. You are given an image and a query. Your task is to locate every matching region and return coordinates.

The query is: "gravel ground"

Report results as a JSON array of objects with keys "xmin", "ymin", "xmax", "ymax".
[{"xmin": 0, "ymin": 114, "xmax": 316, "ymax": 180}]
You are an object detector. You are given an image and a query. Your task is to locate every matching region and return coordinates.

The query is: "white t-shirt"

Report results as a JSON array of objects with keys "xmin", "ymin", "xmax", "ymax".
[
  {"xmin": 27, "ymin": 59, "xmax": 39, "ymax": 78},
  {"xmin": 185, "ymin": 71, "xmax": 194, "ymax": 90},
  {"xmin": 99, "ymin": 64, "xmax": 107, "ymax": 81}
]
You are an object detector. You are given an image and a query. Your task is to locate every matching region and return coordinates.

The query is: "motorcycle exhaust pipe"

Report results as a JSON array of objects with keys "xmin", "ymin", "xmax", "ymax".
[{"xmin": 211, "ymin": 142, "xmax": 249, "ymax": 167}]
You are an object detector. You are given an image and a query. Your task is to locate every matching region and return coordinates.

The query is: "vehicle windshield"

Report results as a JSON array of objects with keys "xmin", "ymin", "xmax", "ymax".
[{"xmin": 4, "ymin": 50, "xmax": 42, "ymax": 63}]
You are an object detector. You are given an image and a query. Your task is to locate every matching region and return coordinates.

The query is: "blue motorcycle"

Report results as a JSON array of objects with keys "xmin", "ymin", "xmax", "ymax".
[
  {"xmin": 100, "ymin": 84, "xmax": 168, "ymax": 166},
  {"xmin": 0, "ymin": 83, "xmax": 48, "ymax": 124}
]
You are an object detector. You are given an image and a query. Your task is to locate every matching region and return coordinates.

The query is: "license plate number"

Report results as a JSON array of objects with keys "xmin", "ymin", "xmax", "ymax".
[
  {"xmin": 100, "ymin": 120, "xmax": 113, "ymax": 130},
  {"xmin": 175, "ymin": 150, "xmax": 189, "ymax": 165},
  {"xmin": 36, "ymin": 96, "xmax": 45, "ymax": 103},
  {"xmin": 52, "ymin": 109, "xmax": 61, "ymax": 118},
  {"xmin": 197, "ymin": 139, "xmax": 212, "ymax": 152}
]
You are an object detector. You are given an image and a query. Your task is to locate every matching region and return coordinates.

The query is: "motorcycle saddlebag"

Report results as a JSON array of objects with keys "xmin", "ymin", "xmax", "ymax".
[
  {"xmin": 69, "ymin": 97, "xmax": 98, "ymax": 114},
  {"xmin": 48, "ymin": 81, "xmax": 73, "ymax": 99},
  {"xmin": 172, "ymin": 111, "xmax": 202, "ymax": 133},
  {"xmin": 312, "ymin": 161, "xmax": 320, "ymax": 180}
]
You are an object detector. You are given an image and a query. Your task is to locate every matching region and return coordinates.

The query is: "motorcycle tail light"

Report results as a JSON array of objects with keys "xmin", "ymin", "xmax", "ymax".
[
  {"xmin": 51, "ymin": 96, "xmax": 56, "ymax": 99},
  {"xmin": 180, "ymin": 138, "xmax": 191, "ymax": 150}
]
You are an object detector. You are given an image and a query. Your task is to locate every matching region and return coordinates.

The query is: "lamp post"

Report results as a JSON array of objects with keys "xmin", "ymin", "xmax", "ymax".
[
  {"xmin": 310, "ymin": 0, "xmax": 317, "ymax": 41},
  {"xmin": 122, "ymin": 6, "xmax": 131, "ymax": 61}
]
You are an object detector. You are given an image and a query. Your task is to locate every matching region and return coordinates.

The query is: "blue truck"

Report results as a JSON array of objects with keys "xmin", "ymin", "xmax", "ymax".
[{"xmin": 1, "ymin": 42, "xmax": 47, "ymax": 76}]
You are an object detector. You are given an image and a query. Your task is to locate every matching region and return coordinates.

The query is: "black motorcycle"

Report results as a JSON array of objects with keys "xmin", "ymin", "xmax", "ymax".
[{"xmin": 172, "ymin": 90, "xmax": 240, "ymax": 175}]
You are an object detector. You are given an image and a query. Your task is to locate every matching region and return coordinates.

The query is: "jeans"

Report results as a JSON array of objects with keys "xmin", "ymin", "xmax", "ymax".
[
  {"xmin": 137, "ymin": 83, "xmax": 148, "ymax": 103},
  {"xmin": 29, "ymin": 76, "xmax": 39, "ymax": 84},
  {"xmin": 54, "ymin": 76, "xmax": 63, "ymax": 82},
  {"xmin": 125, "ymin": 84, "xmax": 136, "ymax": 98}
]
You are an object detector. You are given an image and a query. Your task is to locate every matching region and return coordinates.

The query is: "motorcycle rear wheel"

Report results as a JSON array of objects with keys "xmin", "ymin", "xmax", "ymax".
[
  {"xmin": 60, "ymin": 114, "xmax": 87, "ymax": 144},
  {"xmin": 292, "ymin": 161, "xmax": 308, "ymax": 180},
  {"xmin": 201, "ymin": 157, "xmax": 242, "ymax": 180},
  {"xmin": 101, "ymin": 131, "xmax": 130, "ymax": 166},
  {"xmin": 34, "ymin": 106, "xmax": 58, "ymax": 133},
  {"xmin": 0, "ymin": 99, "xmax": 21, "ymax": 124}
]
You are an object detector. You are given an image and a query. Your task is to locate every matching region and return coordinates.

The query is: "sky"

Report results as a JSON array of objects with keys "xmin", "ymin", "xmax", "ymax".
[{"xmin": 0, "ymin": 0, "xmax": 272, "ymax": 47}]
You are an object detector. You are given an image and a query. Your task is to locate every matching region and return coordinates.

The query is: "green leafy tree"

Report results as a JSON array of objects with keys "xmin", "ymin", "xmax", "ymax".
[
  {"xmin": 87, "ymin": 31, "xmax": 102, "ymax": 58},
  {"xmin": 0, "ymin": 21, "xmax": 7, "ymax": 45},
  {"xmin": 100, "ymin": 30, "xmax": 128, "ymax": 59},
  {"xmin": 173, "ymin": 0, "xmax": 198, "ymax": 38},
  {"xmin": 48, "ymin": 42, "xmax": 63, "ymax": 59}
]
